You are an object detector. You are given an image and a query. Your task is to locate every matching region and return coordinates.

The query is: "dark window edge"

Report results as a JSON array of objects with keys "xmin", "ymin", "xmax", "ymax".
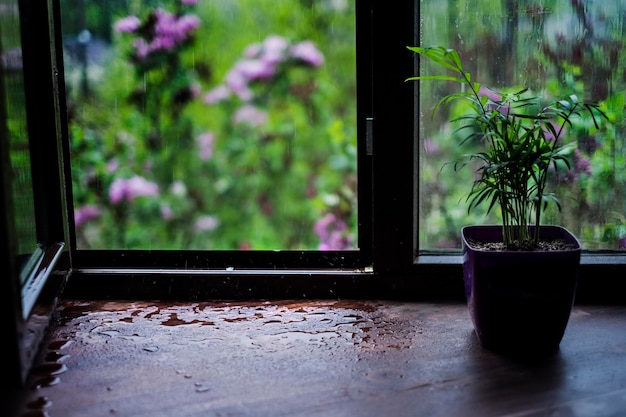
[
  {"xmin": 59, "ymin": 252, "xmax": 625, "ymax": 304},
  {"xmin": 416, "ymin": 252, "xmax": 626, "ymax": 304},
  {"xmin": 416, "ymin": 252, "xmax": 626, "ymax": 265},
  {"xmin": 69, "ymin": 249, "xmax": 368, "ymax": 270}
]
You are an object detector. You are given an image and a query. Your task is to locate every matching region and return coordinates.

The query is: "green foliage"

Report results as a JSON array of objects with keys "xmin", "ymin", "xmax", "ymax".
[
  {"xmin": 67, "ymin": 0, "xmax": 357, "ymax": 250},
  {"xmin": 415, "ymin": 0, "xmax": 626, "ymax": 251},
  {"xmin": 408, "ymin": 46, "xmax": 608, "ymax": 249}
]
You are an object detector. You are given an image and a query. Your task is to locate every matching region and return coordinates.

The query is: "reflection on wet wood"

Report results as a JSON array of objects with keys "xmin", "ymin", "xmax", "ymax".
[{"xmin": 8, "ymin": 301, "xmax": 626, "ymax": 417}]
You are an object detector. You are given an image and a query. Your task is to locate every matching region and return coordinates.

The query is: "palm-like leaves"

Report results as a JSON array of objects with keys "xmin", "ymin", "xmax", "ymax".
[{"xmin": 407, "ymin": 46, "xmax": 607, "ymax": 249}]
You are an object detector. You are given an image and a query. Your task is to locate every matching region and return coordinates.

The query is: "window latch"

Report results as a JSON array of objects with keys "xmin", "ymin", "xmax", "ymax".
[{"xmin": 366, "ymin": 117, "xmax": 373, "ymax": 155}]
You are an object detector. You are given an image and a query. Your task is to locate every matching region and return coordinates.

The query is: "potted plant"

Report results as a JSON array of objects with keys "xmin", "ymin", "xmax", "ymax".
[{"xmin": 407, "ymin": 46, "xmax": 607, "ymax": 357}]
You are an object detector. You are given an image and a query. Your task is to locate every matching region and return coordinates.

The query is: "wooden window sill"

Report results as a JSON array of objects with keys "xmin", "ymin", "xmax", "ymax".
[{"xmin": 7, "ymin": 299, "xmax": 626, "ymax": 417}]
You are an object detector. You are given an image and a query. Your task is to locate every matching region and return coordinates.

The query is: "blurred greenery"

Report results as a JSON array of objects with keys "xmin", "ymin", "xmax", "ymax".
[
  {"xmin": 1, "ymin": 6, "xmax": 37, "ymax": 256},
  {"xmin": 59, "ymin": 0, "xmax": 626, "ymax": 251},
  {"xmin": 418, "ymin": 0, "xmax": 626, "ymax": 251},
  {"xmin": 62, "ymin": 0, "xmax": 357, "ymax": 250}
]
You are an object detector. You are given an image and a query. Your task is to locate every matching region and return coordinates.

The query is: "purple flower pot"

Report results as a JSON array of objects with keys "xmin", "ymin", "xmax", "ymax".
[{"xmin": 461, "ymin": 225, "xmax": 581, "ymax": 357}]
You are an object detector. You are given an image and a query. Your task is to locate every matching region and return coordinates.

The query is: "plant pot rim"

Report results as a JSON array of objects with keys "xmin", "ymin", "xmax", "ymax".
[{"xmin": 461, "ymin": 224, "xmax": 582, "ymax": 253}]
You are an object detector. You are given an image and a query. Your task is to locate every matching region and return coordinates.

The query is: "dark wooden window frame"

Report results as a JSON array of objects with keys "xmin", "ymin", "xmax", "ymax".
[
  {"xmin": 58, "ymin": 0, "xmax": 418, "ymax": 300},
  {"xmin": 2, "ymin": 0, "xmax": 68, "ymax": 387}
]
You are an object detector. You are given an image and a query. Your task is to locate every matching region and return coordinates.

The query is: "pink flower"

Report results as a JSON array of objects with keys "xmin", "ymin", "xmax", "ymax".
[
  {"xmin": 175, "ymin": 14, "xmax": 201, "ymax": 34},
  {"xmin": 132, "ymin": 39, "xmax": 151, "ymax": 59},
  {"xmin": 151, "ymin": 35, "xmax": 176, "ymax": 51},
  {"xmin": 170, "ymin": 181, "xmax": 187, "ymax": 196},
  {"xmin": 289, "ymin": 41, "xmax": 324, "ymax": 67},
  {"xmin": 236, "ymin": 59, "xmax": 276, "ymax": 81},
  {"xmin": 232, "ymin": 105, "xmax": 267, "ymax": 127},
  {"xmin": 107, "ymin": 158, "xmax": 120, "ymax": 173},
  {"xmin": 114, "ymin": 16, "xmax": 141, "ymax": 33},
  {"xmin": 204, "ymin": 85, "xmax": 231, "ymax": 104},
  {"xmin": 152, "ymin": 9, "xmax": 200, "ymax": 50},
  {"xmin": 314, "ymin": 213, "xmax": 354, "ymax": 250},
  {"xmin": 478, "ymin": 85, "xmax": 502, "ymax": 102},
  {"xmin": 74, "ymin": 205, "xmax": 101, "ymax": 228},
  {"xmin": 161, "ymin": 203, "xmax": 173, "ymax": 220},
  {"xmin": 194, "ymin": 215, "xmax": 219, "ymax": 232},
  {"xmin": 261, "ymin": 35, "xmax": 289, "ymax": 64},
  {"xmin": 196, "ymin": 132, "xmax": 216, "ymax": 161},
  {"xmin": 225, "ymin": 69, "xmax": 253, "ymax": 101},
  {"xmin": 224, "ymin": 57, "xmax": 277, "ymax": 101},
  {"xmin": 109, "ymin": 176, "xmax": 160, "ymax": 204},
  {"xmin": 244, "ymin": 43, "xmax": 262, "ymax": 58},
  {"xmin": 205, "ymin": 35, "xmax": 323, "ymax": 105},
  {"xmin": 126, "ymin": 9, "xmax": 201, "ymax": 59}
]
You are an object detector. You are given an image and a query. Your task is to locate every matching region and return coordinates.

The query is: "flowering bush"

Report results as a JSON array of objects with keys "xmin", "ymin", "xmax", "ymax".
[
  {"xmin": 68, "ymin": 0, "xmax": 357, "ymax": 250},
  {"xmin": 197, "ymin": 33, "xmax": 355, "ymax": 250}
]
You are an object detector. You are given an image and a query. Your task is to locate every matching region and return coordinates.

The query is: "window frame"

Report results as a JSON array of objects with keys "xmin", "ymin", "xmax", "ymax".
[
  {"xmin": 55, "ymin": 0, "xmax": 423, "ymax": 298},
  {"xmin": 409, "ymin": 0, "xmax": 626, "ymax": 304},
  {"xmin": 2, "ymin": 0, "xmax": 68, "ymax": 387},
  {"xmin": 17, "ymin": 0, "xmax": 67, "ymax": 317}
]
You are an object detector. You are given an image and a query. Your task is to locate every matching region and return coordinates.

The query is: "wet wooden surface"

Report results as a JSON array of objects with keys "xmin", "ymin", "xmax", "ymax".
[{"xmin": 7, "ymin": 300, "xmax": 626, "ymax": 417}]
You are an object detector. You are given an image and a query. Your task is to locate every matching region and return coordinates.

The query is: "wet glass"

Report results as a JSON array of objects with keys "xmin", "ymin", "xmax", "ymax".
[
  {"xmin": 418, "ymin": 0, "xmax": 626, "ymax": 251},
  {"xmin": 0, "ymin": 0, "xmax": 38, "ymax": 281},
  {"xmin": 61, "ymin": 0, "xmax": 357, "ymax": 250}
]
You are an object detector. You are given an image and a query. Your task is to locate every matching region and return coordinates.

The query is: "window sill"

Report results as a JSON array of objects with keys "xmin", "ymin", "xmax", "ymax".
[{"xmin": 9, "ymin": 300, "xmax": 626, "ymax": 417}]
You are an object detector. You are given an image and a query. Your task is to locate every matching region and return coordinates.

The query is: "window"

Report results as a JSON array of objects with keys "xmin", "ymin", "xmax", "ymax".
[
  {"xmin": 4, "ymin": 0, "xmax": 624, "ymax": 302},
  {"xmin": 62, "ymin": 0, "xmax": 360, "ymax": 253},
  {"xmin": 59, "ymin": 1, "xmax": 625, "ymax": 279},
  {"xmin": 60, "ymin": 0, "xmax": 377, "ymax": 271},
  {"xmin": 3, "ymin": 0, "xmax": 625, "ymax": 389},
  {"xmin": 54, "ymin": 0, "xmax": 426, "ymax": 300},
  {"xmin": 417, "ymin": 0, "xmax": 626, "ymax": 253}
]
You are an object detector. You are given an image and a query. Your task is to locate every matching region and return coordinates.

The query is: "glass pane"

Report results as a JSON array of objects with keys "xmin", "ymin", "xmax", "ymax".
[
  {"xmin": 61, "ymin": 0, "xmax": 357, "ymax": 250},
  {"xmin": 0, "ymin": 0, "xmax": 38, "ymax": 277},
  {"xmin": 418, "ymin": 0, "xmax": 626, "ymax": 251}
]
